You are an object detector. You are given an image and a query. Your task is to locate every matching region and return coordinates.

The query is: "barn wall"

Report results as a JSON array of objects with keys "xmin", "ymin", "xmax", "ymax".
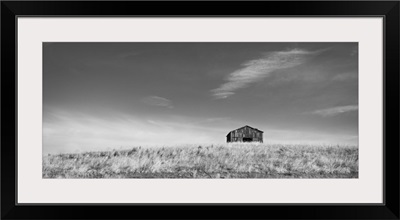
[{"xmin": 227, "ymin": 126, "xmax": 263, "ymax": 143}]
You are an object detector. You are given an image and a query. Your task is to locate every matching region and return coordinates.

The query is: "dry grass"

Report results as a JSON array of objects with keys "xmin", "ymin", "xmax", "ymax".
[{"xmin": 43, "ymin": 143, "xmax": 358, "ymax": 178}]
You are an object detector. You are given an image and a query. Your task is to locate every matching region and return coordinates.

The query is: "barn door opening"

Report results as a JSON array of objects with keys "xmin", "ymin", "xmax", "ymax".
[{"xmin": 243, "ymin": 138, "xmax": 252, "ymax": 142}]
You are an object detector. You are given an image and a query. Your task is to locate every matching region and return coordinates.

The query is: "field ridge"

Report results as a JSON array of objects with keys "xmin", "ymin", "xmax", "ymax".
[{"xmin": 43, "ymin": 143, "xmax": 358, "ymax": 178}]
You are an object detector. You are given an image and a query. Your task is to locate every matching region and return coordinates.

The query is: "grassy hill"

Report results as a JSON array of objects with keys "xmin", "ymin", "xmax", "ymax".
[{"xmin": 43, "ymin": 143, "xmax": 358, "ymax": 178}]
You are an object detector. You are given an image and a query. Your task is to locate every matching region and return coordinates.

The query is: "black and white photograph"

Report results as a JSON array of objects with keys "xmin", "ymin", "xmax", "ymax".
[{"xmin": 42, "ymin": 42, "xmax": 359, "ymax": 179}]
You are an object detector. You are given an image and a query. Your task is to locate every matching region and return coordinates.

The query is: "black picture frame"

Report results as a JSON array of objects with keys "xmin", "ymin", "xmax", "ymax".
[{"xmin": 1, "ymin": 1, "xmax": 399, "ymax": 219}]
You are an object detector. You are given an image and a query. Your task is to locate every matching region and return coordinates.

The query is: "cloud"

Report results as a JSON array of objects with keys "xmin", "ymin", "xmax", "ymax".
[
  {"xmin": 142, "ymin": 96, "xmax": 173, "ymax": 108},
  {"xmin": 332, "ymin": 72, "xmax": 357, "ymax": 81},
  {"xmin": 263, "ymin": 128, "xmax": 358, "ymax": 146},
  {"xmin": 42, "ymin": 110, "xmax": 227, "ymax": 154},
  {"xmin": 211, "ymin": 48, "xmax": 324, "ymax": 99},
  {"xmin": 308, "ymin": 105, "xmax": 358, "ymax": 117},
  {"xmin": 204, "ymin": 117, "xmax": 230, "ymax": 123},
  {"xmin": 147, "ymin": 120, "xmax": 173, "ymax": 129},
  {"xmin": 42, "ymin": 108, "xmax": 358, "ymax": 154}
]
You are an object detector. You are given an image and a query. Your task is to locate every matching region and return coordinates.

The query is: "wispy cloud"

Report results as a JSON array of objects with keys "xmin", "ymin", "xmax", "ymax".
[
  {"xmin": 204, "ymin": 117, "xmax": 230, "ymax": 123},
  {"xmin": 147, "ymin": 120, "xmax": 173, "ymax": 129},
  {"xmin": 142, "ymin": 96, "xmax": 173, "ymax": 108},
  {"xmin": 211, "ymin": 48, "xmax": 324, "ymax": 99},
  {"xmin": 263, "ymin": 128, "xmax": 358, "ymax": 146},
  {"xmin": 308, "ymin": 105, "xmax": 358, "ymax": 117},
  {"xmin": 332, "ymin": 72, "xmax": 357, "ymax": 81},
  {"xmin": 43, "ymin": 110, "xmax": 226, "ymax": 154}
]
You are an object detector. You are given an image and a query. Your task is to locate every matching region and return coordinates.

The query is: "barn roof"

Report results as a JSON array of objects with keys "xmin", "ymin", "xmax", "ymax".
[{"xmin": 226, "ymin": 125, "xmax": 263, "ymax": 137}]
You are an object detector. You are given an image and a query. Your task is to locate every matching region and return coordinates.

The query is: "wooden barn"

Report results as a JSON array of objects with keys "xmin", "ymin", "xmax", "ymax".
[{"xmin": 226, "ymin": 125, "xmax": 263, "ymax": 143}]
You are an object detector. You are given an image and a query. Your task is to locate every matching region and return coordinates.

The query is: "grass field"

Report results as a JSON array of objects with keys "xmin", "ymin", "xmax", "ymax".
[{"xmin": 42, "ymin": 143, "xmax": 358, "ymax": 178}]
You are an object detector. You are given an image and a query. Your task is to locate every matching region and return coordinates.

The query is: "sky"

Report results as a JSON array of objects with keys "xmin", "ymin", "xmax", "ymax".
[{"xmin": 43, "ymin": 42, "xmax": 358, "ymax": 154}]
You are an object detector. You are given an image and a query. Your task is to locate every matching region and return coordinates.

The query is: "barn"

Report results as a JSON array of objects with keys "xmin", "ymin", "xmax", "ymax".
[{"xmin": 226, "ymin": 125, "xmax": 263, "ymax": 143}]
